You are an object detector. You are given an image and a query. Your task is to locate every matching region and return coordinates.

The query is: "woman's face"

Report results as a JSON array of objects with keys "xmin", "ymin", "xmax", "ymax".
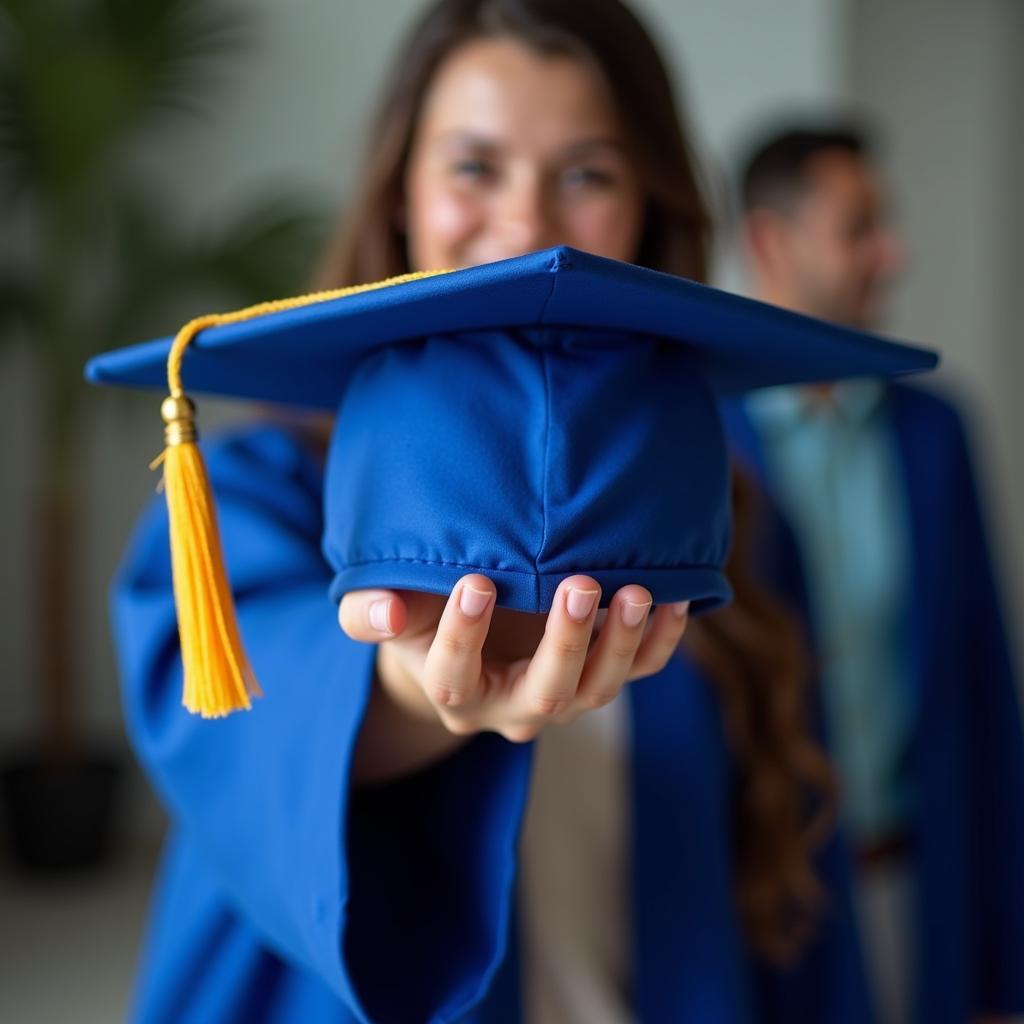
[{"xmin": 404, "ymin": 37, "xmax": 645, "ymax": 271}]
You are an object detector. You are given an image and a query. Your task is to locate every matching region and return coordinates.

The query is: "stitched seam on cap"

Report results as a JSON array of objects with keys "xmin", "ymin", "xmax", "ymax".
[
  {"xmin": 337, "ymin": 556, "xmax": 722, "ymax": 573},
  {"xmin": 532, "ymin": 271, "xmax": 560, "ymax": 609},
  {"xmin": 534, "ymin": 345, "xmax": 553, "ymax": 610}
]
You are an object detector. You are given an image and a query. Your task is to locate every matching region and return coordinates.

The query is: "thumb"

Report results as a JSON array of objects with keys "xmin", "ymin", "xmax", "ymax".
[{"xmin": 338, "ymin": 587, "xmax": 445, "ymax": 643}]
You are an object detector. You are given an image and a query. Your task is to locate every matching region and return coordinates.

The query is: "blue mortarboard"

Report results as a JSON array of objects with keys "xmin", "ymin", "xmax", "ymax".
[{"xmin": 87, "ymin": 246, "xmax": 937, "ymax": 716}]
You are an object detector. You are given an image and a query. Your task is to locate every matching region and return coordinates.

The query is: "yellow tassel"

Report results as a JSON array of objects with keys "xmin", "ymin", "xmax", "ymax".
[
  {"xmin": 156, "ymin": 393, "xmax": 261, "ymax": 717},
  {"xmin": 155, "ymin": 268, "xmax": 450, "ymax": 717}
]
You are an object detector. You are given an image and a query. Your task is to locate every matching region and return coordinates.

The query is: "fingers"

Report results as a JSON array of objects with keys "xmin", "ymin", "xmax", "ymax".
[
  {"xmin": 628, "ymin": 600, "xmax": 690, "ymax": 680},
  {"xmin": 510, "ymin": 577, "xmax": 602, "ymax": 734},
  {"xmin": 421, "ymin": 575, "xmax": 496, "ymax": 712},
  {"xmin": 573, "ymin": 585, "xmax": 653, "ymax": 710}
]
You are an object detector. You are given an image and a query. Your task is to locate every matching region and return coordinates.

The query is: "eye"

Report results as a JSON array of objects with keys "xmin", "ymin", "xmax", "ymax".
[
  {"xmin": 450, "ymin": 157, "xmax": 496, "ymax": 183},
  {"xmin": 561, "ymin": 165, "xmax": 615, "ymax": 190}
]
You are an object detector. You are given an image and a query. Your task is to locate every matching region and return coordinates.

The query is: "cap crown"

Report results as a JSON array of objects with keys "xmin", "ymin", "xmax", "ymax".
[{"xmin": 323, "ymin": 327, "xmax": 731, "ymax": 613}]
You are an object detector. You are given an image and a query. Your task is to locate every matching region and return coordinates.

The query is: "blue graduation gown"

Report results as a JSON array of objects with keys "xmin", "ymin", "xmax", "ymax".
[
  {"xmin": 722, "ymin": 383, "xmax": 1024, "ymax": 1023},
  {"xmin": 113, "ymin": 424, "xmax": 869, "ymax": 1023}
]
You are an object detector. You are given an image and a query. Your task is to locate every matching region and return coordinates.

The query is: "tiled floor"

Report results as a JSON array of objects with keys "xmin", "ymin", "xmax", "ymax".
[{"xmin": 0, "ymin": 845, "xmax": 160, "ymax": 1024}]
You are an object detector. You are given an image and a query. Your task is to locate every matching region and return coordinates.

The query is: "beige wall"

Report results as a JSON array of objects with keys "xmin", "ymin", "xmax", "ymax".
[{"xmin": 843, "ymin": 0, "xmax": 1023, "ymax": 666}]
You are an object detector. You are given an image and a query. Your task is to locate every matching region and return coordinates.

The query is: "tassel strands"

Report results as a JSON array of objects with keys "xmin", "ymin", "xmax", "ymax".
[{"xmin": 155, "ymin": 389, "xmax": 261, "ymax": 718}]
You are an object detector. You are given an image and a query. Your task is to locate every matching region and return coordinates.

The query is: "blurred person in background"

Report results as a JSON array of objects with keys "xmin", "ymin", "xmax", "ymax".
[
  {"xmin": 109, "ymin": 3, "xmax": 875, "ymax": 1022},
  {"xmin": 726, "ymin": 124, "xmax": 1024, "ymax": 1024}
]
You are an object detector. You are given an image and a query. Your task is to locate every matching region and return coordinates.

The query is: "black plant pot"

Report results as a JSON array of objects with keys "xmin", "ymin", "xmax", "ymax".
[{"xmin": 1, "ymin": 752, "xmax": 122, "ymax": 872}]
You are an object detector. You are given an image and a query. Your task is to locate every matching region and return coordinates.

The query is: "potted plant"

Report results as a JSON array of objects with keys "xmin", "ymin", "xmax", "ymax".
[{"xmin": 0, "ymin": 0, "xmax": 326, "ymax": 869}]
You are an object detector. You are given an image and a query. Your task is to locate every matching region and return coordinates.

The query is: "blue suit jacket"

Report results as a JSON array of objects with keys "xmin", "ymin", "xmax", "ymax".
[
  {"xmin": 722, "ymin": 383, "xmax": 1024, "ymax": 1023},
  {"xmin": 113, "ymin": 424, "xmax": 871, "ymax": 1024}
]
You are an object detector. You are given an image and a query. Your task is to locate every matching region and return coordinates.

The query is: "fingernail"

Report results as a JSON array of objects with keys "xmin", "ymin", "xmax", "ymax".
[
  {"xmin": 672, "ymin": 600, "xmax": 690, "ymax": 619},
  {"xmin": 369, "ymin": 599, "xmax": 393, "ymax": 635},
  {"xmin": 566, "ymin": 587, "xmax": 600, "ymax": 621},
  {"xmin": 621, "ymin": 599, "xmax": 652, "ymax": 628},
  {"xmin": 459, "ymin": 584, "xmax": 492, "ymax": 618}
]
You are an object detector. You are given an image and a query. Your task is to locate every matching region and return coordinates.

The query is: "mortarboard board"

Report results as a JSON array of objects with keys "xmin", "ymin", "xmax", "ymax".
[{"xmin": 87, "ymin": 246, "xmax": 938, "ymax": 717}]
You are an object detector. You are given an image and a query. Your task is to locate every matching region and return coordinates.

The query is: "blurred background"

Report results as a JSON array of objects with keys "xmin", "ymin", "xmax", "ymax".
[{"xmin": 1, "ymin": 0, "xmax": 1020, "ymax": 1020}]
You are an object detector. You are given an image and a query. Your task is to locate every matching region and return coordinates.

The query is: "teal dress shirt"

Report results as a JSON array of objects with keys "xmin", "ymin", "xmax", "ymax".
[{"xmin": 748, "ymin": 381, "xmax": 914, "ymax": 845}]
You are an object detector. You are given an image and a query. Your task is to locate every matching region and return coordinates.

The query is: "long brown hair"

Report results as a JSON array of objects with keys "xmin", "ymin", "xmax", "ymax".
[{"xmin": 316, "ymin": 0, "xmax": 836, "ymax": 963}]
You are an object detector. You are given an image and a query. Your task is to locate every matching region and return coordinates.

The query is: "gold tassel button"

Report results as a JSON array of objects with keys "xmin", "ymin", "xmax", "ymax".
[{"xmin": 161, "ymin": 394, "xmax": 198, "ymax": 446}]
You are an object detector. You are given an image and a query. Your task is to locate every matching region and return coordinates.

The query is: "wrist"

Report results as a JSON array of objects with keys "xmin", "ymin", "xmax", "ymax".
[{"xmin": 353, "ymin": 646, "xmax": 471, "ymax": 785}]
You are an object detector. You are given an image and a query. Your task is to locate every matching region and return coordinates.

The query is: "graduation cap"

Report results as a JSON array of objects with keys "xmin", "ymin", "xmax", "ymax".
[{"xmin": 86, "ymin": 246, "xmax": 938, "ymax": 718}]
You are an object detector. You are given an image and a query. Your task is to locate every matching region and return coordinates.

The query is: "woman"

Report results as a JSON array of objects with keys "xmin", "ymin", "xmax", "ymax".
[{"xmin": 115, "ymin": 2, "xmax": 862, "ymax": 1021}]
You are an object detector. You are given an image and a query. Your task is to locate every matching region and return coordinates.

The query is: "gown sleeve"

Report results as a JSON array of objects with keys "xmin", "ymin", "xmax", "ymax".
[{"xmin": 112, "ymin": 424, "xmax": 533, "ymax": 1024}]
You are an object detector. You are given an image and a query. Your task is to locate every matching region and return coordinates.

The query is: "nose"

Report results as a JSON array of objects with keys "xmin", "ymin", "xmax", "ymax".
[{"xmin": 494, "ymin": 172, "xmax": 554, "ymax": 255}]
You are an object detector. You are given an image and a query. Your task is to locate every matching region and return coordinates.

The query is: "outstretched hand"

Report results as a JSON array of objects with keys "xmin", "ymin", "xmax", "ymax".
[{"xmin": 340, "ymin": 575, "xmax": 689, "ymax": 756}]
